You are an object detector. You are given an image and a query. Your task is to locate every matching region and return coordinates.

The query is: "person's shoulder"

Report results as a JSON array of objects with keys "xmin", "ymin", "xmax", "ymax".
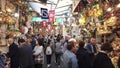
[{"xmin": 85, "ymin": 43, "xmax": 91, "ymax": 46}]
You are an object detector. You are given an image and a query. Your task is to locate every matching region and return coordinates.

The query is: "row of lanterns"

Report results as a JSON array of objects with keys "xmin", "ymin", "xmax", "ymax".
[{"xmin": 41, "ymin": 20, "xmax": 52, "ymax": 30}]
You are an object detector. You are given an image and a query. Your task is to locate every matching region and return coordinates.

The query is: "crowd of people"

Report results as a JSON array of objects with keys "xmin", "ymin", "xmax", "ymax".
[{"xmin": 0, "ymin": 33, "xmax": 120, "ymax": 68}]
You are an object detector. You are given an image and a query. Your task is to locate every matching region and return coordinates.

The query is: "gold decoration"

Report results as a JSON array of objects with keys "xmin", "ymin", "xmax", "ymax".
[
  {"xmin": 88, "ymin": 4, "xmax": 103, "ymax": 17},
  {"xmin": 79, "ymin": 14, "xmax": 87, "ymax": 26},
  {"xmin": 97, "ymin": 25, "xmax": 112, "ymax": 35},
  {"xmin": 105, "ymin": 16, "xmax": 117, "ymax": 26},
  {"xmin": 5, "ymin": 16, "xmax": 15, "ymax": 25}
]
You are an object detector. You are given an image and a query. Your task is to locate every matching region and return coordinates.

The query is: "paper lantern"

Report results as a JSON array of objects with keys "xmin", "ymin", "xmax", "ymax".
[
  {"xmin": 47, "ymin": 24, "xmax": 52, "ymax": 30},
  {"xmin": 42, "ymin": 20, "xmax": 47, "ymax": 27}
]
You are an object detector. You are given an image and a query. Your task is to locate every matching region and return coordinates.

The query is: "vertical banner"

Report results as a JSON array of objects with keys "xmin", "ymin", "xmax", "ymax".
[
  {"xmin": 49, "ymin": 10, "xmax": 55, "ymax": 23},
  {"xmin": 41, "ymin": 8, "xmax": 48, "ymax": 19}
]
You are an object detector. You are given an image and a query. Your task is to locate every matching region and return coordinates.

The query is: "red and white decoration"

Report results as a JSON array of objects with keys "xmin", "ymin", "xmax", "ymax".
[{"xmin": 49, "ymin": 10, "xmax": 55, "ymax": 23}]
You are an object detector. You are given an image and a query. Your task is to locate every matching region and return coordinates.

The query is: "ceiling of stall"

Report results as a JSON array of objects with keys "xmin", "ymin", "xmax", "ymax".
[
  {"xmin": 28, "ymin": 0, "xmax": 73, "ymax": 17},
  {"xmin": 8, "ymin": 0, "xmax": 73, "ymax": 17},
  {"xmin": 47, "ymin": 0, "xmax": 72, "ymax": 16}
]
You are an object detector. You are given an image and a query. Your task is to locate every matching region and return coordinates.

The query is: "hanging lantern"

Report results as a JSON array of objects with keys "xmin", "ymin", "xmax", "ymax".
[
  {"xmin": 47, "ymin": 24, "xmax": 52, "ymax": 30},
  {"xmin": 42, "ymin": 20, "xmax": 47, "ymax": 27}
]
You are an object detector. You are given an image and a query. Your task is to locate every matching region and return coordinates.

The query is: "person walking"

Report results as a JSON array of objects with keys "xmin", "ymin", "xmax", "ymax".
[
  {"xmin": 93, "ymin": 42, "xmax": 114, "ymax": 68},
  {"xmin": 33, "ymin": 40, "xmax": 44, "ymax": 68},
  {"xmin": 6, "ymin": 37, "xmax": 19, "ymax": 68},
  {"xmin": 76, "ymin": 41, "xmax": 92, "ymax": 68},
  {"xmin": 0, "ymin": 50, "xmax": 6, "ymax": 68},
  {"xmin": 55, "ymin": 38, "xmax": 63, "ymax": 67},
  {"xmin": 61, "ymin": 41, "xmax": 78, "ymax": 68},
  {"xmin": 18, "ymin": 38, "xmax": 34, "ymax": 68},
  {"xmin": 45, "ymin": 40, "xmax": 52, "ymax": 68},
  {"xmin": 85, "ymin": 38, "xmax": 98, "ymax": 67}
]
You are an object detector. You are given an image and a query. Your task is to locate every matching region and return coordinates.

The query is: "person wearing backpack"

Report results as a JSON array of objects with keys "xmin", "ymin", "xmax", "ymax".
[
  {"xmin": 45, "ymin": 40, "xmax": 52, "ymax": 68},
  {"xmin": 33, "ymin": 39, "xmax": 44, "ymax": 68}
]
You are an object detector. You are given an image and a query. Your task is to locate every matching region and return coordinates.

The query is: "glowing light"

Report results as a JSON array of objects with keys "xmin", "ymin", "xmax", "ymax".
[
  {"xmin": 117, "ymin": 3, "xmax": 120, "ymax": 8},
  {"xmin": 6, "ymin": 8, "xmax": 12, "ymax": 12},
  {"xmin": 0, "ymin": 17, "xmax": 2, "ymax": 21},
  {"xmin": 107, "ymin": 7, "xmax": 112, "ymax": 12},
  {"xmin": 14, "ymin": 13, "xmax": 19, "ymax": 18}
]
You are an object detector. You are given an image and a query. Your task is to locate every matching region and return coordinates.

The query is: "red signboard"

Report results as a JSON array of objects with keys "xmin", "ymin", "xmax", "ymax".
[{"xmin": 49, "ymin": 10, "xmax": 55, "ymax": 23}]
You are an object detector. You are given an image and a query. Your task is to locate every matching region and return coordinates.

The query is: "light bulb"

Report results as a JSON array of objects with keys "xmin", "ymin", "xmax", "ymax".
[
  {"xmin": 117, "ymin": 3, "xmax": 120, "ymax": 8},
  {"xmin": 107, "ymin": 7, "xmax": 112, "ymax": 12}
]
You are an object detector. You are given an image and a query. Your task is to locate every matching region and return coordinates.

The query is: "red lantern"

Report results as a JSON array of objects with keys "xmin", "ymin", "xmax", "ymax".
[
  {"xmin": 42, "ymin": 20, "xmax": 47, "ymax": 27},
  {"xmin": 47, "ymin": 24, "xmax": 52, "ymax": 30}
]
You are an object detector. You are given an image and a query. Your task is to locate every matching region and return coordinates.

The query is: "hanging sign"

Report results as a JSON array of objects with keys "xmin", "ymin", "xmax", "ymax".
[
  {"xmin": 49, "ymin": 10, "xmax": 55, "ymax": 23},
  {"xmin": 41, "ymin": 8, "xmax": 48, "ymax": 19}
]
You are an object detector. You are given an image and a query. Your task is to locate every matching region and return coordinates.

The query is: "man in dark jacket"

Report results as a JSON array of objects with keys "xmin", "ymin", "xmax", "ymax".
[
  {"xmin": 76, "ymin": 41, "xmax": 92, "ymax": 68},
  {"xmin": 85, "ymin": 38, "xmax": 97, "ymax": 67},
  {"xmin": 18, "ymin": 38, "xmax": 34, "ymax": 68},
  {"xmin": 6, "ymin": 38, "xmax": 19, "ymax": 68},
  {"xmin": 93, "ymin": 43, "xmax": 114, "ymax": 68}
]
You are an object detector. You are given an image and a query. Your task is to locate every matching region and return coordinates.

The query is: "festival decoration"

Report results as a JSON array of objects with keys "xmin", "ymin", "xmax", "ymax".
[
  {"xmin": 97, "ymin": 25, "xmax": 112, "ymax": 35},
  {"xmin": 79, "ymin": 14, "xmax": 87, "ymax": 26},
  {"xmin": 47, "ymin": 24, "xmax": 52, "ymax": 30},
  {"xmin": 5, "ymin": 16, "xmax": 15, "ymax": 25},
  {"xmin": 105, "ymin": 16, "xmax": 117, "ymax": 26},
  {"xmin": 42, "ymin": 20, "xmax": 47, "ymax": 27}
]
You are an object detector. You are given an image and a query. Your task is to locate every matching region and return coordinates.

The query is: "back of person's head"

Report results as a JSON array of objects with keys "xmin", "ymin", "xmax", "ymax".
[
  {"xmin": 48, "ymin": 39, "xmax": 51, "ymax": 45},
  {"xmin": 67, "ymin": 41, "xmax": 75, "ymax": 50},
  {"xmin": 56, "ymin": 38, "xmax": 60, "ymax": 42},
  {"xmin": 79, "ymin": 40, "xmax": 85, "ymax": 48},
  {"xmin": 18, "ymin": 38, "xmax": 25, "ymax": 44},
  {"xmin": 101, "ymin": 42, "xmax": 113, "ymax": 52},
  {"xmin": 37, "ymin": 39, "xmax": 42, "ymax": 46}
]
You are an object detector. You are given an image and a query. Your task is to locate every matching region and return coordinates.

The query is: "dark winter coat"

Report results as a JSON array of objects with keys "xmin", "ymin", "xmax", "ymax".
[
  {"xmin": 6, "ymin": 43, "xmax": 19, "ymax": 68},
  {"xmin": 93, "ymin": 52, "xmax": 114, "ymax": 68},
  {"xmin": 76, "ymin": 47, "xmax": 92, "ymax": 68}
]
